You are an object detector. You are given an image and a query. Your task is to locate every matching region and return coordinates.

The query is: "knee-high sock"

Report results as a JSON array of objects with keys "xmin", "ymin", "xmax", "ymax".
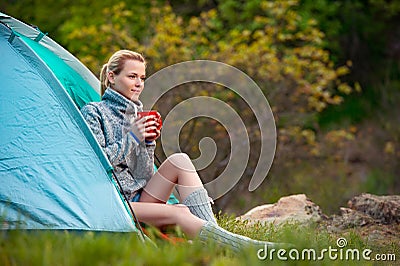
[
  {"xmin": 198, "ymin": 221, "xmax": 279, "ymax": 252},
  {"xmin": 181, "ymin": 188, "xmax": 217, "ymax": 224}
]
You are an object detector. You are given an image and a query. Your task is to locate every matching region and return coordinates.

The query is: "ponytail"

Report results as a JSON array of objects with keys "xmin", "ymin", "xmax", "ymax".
[{"xmin": 100, "ymin": 64, "xmax": 108, "ymax": 96}]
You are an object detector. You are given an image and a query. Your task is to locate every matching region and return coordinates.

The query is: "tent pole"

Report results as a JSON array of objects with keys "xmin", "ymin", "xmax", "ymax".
[
  {"xmin": 111, "ymin": 170, "xmax": 146, "ymax": 242},
  {"xmin": 154, "ymin": 153, "xmax": 163, "ymax": 168}
]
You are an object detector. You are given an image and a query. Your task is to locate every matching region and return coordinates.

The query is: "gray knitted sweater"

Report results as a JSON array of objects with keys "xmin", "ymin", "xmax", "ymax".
[{"xmin": 81, "ymin": 88, "xmax": 155, "ymax": 200}]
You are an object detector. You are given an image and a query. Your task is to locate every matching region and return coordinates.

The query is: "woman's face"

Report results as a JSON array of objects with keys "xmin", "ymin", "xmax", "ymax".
[{"xmin": 108, "ymin": 59, "xmax": 146, "ymax": 102}]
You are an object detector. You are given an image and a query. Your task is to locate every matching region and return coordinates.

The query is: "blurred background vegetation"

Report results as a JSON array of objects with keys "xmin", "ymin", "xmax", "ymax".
[{"xmin": 2, "ymin": 0, "xmax": 399, "ymax": 215}]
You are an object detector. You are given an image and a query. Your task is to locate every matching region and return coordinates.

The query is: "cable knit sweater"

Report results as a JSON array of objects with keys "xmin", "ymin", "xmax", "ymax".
[{"xmin": 81, "ymin": 88, "xmax": 155, "ymax": 200}]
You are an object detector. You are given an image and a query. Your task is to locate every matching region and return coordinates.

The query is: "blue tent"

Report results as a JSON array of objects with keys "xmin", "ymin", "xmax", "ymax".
[{"xmin": 0, "ymin": 12, "xmax": 138, "ymax": 232}]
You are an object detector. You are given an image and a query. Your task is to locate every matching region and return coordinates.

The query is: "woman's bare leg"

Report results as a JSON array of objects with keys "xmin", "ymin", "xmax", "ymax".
[
  {"xmin": 140, "ymin": 153, "xmax": 204, "ymax": 203},
  {"xmin": 140, "ymin": 153, "xmax": 217, "ymax": 223},
  {"xmin": 130, "ymin": 202, "xmax": 206, "ymax": 238}
]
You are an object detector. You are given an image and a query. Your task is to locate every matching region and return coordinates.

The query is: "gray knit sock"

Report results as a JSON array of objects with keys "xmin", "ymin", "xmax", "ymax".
[
  {"xmin": 198, "ymin": 221, "xmax": 278, "ymax": 252},
  {"xmin": 182, "ymin": 188, "xmax": 217, "ymax": 224}
]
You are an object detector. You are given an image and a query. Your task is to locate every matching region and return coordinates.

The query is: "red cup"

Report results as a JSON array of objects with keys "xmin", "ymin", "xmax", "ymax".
[{"xmin": 137, "ymin": 110, "xmax": 162, "ymax": 133}]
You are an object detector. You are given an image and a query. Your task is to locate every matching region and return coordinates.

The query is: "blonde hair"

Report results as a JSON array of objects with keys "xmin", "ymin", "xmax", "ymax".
[{"xmin": 100, "ymin": 50, "xmax": 146, "ymax": 95}]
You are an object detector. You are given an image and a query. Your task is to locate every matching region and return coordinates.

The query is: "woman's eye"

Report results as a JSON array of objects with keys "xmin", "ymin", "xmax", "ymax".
[{"xmin": 128, "ymin": 74, "xmax": 146, "ymax": 82}]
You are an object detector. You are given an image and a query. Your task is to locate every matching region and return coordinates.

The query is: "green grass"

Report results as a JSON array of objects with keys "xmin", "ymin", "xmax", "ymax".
[{"xmin": 1, "ymin": 215, "xmax": 397, "ymax": 265}]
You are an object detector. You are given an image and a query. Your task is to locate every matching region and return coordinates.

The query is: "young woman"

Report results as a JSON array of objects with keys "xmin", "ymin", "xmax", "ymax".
[{"xmin": 81, "ymin": 50, "xmax": 280, "ymax": 251}]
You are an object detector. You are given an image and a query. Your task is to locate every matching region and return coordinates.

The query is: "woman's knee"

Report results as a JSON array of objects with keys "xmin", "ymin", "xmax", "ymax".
[
  {"xmin": 166, "ymin": 153, "xmax": 196, "ymax": 172},
  {"xmin": 167, "ymin": 153, "xmax": 190, "ymax": 162}
]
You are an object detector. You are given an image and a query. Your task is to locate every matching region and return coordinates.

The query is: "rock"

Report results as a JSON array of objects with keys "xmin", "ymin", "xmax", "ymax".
[
  {"xmin": 347, "ymin": 193, "xmax": 400, "ymax": 224},
  {"xmin": 237, "ymin": 193, "xmax": 400, "ymax": 247},
  {"xmin": 330, "ymin": 207, "xmax": 376, "ymax": 230},
  {"xmin": 319, "ymin": 193, "xmax": 400, "ymax": 245},
  {"xmin": 238, "ymin": 194, "xmax": 323, "ymax": 226}
]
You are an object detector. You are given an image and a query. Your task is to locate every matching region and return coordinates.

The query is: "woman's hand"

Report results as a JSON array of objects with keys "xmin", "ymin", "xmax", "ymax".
[
  {"xmin": 129, "ymin": 116, "xmax": 146, "ymax": 143},
  {"xmin": 143, "ymin": 114, "xmax": 161, "ymax": 142},
  {"xmin": 129, "ymin": 115, "xmax": 160, "ymax": 143}
]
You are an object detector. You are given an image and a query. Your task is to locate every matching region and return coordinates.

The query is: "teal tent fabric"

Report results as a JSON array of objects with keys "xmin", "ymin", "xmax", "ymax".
[
  {"xmin": 17, "ymin": 33, "xmax": 100, "ymax": 109},
  {"xmin": 0, "ymin": 19, "xmax": 136, "ymax": 231},
  {"xmin": 0, "ymin": 13, "xmax": 100, "ymax": 98}
]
